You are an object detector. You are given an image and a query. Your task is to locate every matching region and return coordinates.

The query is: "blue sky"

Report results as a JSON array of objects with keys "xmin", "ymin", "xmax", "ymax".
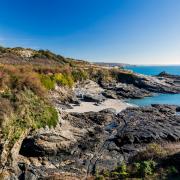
[{"xmin": 0, "ymin": 0, "xmax": 180, "ymax": 64}]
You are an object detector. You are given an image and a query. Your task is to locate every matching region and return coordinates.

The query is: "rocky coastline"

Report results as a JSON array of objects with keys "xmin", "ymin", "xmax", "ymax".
[
  {"xmin": 13, "ymin": 104, "xmax": 180, "ymax": 179},
  {"xmin": 1, "ymin": 71, "xmax": 180, "ymax": 179}
]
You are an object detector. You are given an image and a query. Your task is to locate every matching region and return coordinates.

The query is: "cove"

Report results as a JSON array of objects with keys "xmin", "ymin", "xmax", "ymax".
[{"xmin": 126, "ymin": 93, "xmax": 180, "ymax": 106}]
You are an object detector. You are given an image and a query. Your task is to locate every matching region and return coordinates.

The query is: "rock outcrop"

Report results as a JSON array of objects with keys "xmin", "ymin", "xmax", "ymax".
[
  {"xmin": 74, "ymin": 80, "xmax": 106, "ymax": 103},
  {"xmin": 50, "ymin": 72, "xmax": 180, "ymax": 113},
  {"xmin": 0, "ymin": 69, "xmax": 180, "ymax": 179},
  {"xmin": 15, "ymin": 105, "xmax": 180, "ymax": 179},
  {"xmin": 101, "ymin": 81, "xmax": 152, "ymax": 99},
  {"xmin": 100, "ymin": 72, "xmax": 180, "ymax": 99},
  {"xmin": 157, "ymin": 71, "xmax": 180, "ymax": 87},
  {"xmin": 72, "ymin": 73, "xmax": 180, "ymax": 103}
]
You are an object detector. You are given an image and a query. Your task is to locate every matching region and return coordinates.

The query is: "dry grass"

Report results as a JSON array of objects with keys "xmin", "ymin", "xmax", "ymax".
[
  {"xmin": 0, "ymin": 64, "xmax": 58, "ymax": 145},
  {"xmin": 0, "ymin": 64, "xmax": 46, "ymax": 96}
]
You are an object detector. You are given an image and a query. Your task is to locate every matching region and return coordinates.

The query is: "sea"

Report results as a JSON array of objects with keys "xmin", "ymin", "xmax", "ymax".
[
  {"xmin": 125, "ymin": 65, "xmax": 180, "ymax": 76},
  {"xmin": 124, "ymin": 65, "xmax": 180, "ymax": 106}
]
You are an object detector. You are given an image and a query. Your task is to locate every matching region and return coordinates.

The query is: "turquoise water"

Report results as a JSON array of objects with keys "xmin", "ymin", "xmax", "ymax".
[
  {"xmin": 127, "ymin": 94, "xmax": 180, "ymax": 106},
  {"xmin": 124, "ymin": 66, "xmax": 180, "ymax": 106},
  {"xmin": 125, "ymin": 65, "xmax": 180, "ymax": 76}
]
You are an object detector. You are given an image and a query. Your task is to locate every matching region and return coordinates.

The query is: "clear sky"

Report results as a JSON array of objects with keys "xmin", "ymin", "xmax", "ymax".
[{"xmin": 0, "ymin": 0, "xmax": 180, "ymax": 65}]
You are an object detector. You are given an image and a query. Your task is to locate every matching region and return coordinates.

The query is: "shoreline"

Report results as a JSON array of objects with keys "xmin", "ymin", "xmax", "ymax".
[{"xmin": 64, "ymin": 99, "xmax": 133, "ymax": 113}]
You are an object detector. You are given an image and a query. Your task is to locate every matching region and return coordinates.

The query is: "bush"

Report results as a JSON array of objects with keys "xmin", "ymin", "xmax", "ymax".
[
  {"xmin": 39, "ymin": 74, "xmax": 55, "ymax": 90},
  {"xmin": 134, "ymin": 160, "xmax": 157, "ymax": 177},
  {"xmin": 33, "ymin": 49, "xmax": 67, "ymax": 64},
  {"xmin": 0, "ymin": 65, "xmax": 58, "ymax": 145},
  {"xmin": 34, "ymin": 50, "xmax": 57, "ymax": 60},
  {"xmin": 95, "ymin": 175, "xmax": 105, "ymax": 180},
  {"xmin": 0, "ymin": 46, "xmax": 7, "ymax": 53},
  {"xmin": 112, "ymin": 161, "xmax": 129, "ymax": 178},
  {"xmin": 0, "ymin": 65, "xmax": 46, "ymax": 96},
  {"xmin": 167, "ymin": 166, "xmax": 178, "ymax": 175},
  {"xmin": 53, "ymin": 73, "xmax": 74, "ymax": 87},
  {"xmin": 134, "ymin": 143, "xmax": 167, "ymax": 161},
  {"xmin": 72, "ymin": 70, "xmax": 88, "ymax": 82},
  {"xmin": 1, "ymin": 89, "xmax": 58, "ymax": 144}
]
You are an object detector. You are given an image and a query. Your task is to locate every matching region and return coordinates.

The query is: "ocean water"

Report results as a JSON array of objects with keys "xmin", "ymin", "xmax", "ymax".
[
  {"xmin": 125, "ymin": 65, "xmax": 180, "ymax": 76},
  {"xmin": 124, "ymin": 65, "xmax": 180, "ymax": 106},
  {"xmin": 127, "ymin": 94, "xmax": 180, "ymax": 106}
]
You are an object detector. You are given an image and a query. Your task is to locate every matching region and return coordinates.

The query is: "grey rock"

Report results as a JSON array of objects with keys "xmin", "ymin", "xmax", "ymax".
[
  {"xmin": 102, "ymin": 90, "xmax": 118, "ymax": 99},
  {"xmin": 83, "ymin": 94, "xmax": 106, "ymax": 103},
  {"xmin": 18, "ymin": 105, "xmax": 180, "ymax": 178},
  {"xmin": 100, "ymin": 72, "xmax": 180, "ymax": 99}
]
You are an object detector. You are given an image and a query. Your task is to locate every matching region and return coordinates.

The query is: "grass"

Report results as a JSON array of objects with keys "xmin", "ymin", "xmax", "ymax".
[
  {"xmin": 1, "ymin": 89, "xmax": 58, "ymax": 145},
  {"xmin": 0, "ymin": 64, "xmax": 93, "ymax": 145},
  {"xmin": 72, "ymin": 69, "xmax": 88, "ymax": 82},
  {"xmin": 0, "ymin": 65, "xmax": 58, "ymax": 145}
]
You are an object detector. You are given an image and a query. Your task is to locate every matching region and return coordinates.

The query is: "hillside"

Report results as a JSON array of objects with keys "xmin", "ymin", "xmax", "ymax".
[
  {"xmin": 0, "ymin": 46, "xmax": 89, "ymax": 67},
  {"xmin": 0, "ymin": 46, "xmax": 180, "ymax": 179}
]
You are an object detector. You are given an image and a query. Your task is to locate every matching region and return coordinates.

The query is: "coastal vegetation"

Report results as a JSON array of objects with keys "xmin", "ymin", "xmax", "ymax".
[
  {"xmin": 0, "ymin": 47, "xmax": 179, "ymax": 145},
  {"xmin": 0, "ymin": 46, "xmax": 180, "ymax": 179},
  {"xmin": 0, "ymin": 49, "xmax": 117, "ymax": 146},
  {"xmin": 96, "ymin": 143, "xmax": 179, "ymax": 179},
  {"xmin": 0, "ymin": 64, "xmax": 58, "ymax": 145}
]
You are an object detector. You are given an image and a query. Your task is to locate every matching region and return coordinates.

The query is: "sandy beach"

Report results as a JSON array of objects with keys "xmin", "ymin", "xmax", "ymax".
[{"xmin": 64, "ymin": 99, "xmax": 131, "ymax": 113}]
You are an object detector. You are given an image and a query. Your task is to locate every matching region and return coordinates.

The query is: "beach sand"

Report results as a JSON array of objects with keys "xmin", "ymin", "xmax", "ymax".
[{"xmin": 64, "ymin": 99, "xmax": 131, "ymax": 113}]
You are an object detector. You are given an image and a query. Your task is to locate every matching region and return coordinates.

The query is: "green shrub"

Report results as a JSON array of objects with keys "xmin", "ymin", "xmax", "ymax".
[
  {"xmin": 95, "ymin": 175, "xmax": 105, "ymax": 180},
  {"xmin": 1, "ymin": 89, "xmax": 58, "ymax": 144},
  {"xmin": 39, "ymin": 74, "xmax": 55, "ymax": 90},
  {"xmin": 134, "ymin": 160, "xmax": 157, "ymax": 177},
  {"xmin": 0, "ymin": 65, "xmax": 58, "ymax": 145},
  {"xmin": 112, "ymin": 161, "xmax": 129, "ymax": 178},
  {"xmin": 72, "ymin": 70, "xmax": 88, "ymax": 82},
  {"xmin": 102, "ymin": 170, "xmax": 110, "ymax": 177},
  {"xmin": 168, "ymin": 166, "xmax": 178, "ymax": 175},
  {"xmin": 33, "ymin": 49, "xmax": 67, "ymax": 64},
  {"xmin": 53, "ymin": 73, "xmax": 74, "ymax": 87},
  {"xmin": 95, "ymin": 169, "xmax": 105, "ymax": 180},
  {"xmin": 0, "ymin": 46, "xmax": 7, "ymax": 53},
  {"xmin": 134, "ymin": 143, "xmax": 167, "ymax": 162}
]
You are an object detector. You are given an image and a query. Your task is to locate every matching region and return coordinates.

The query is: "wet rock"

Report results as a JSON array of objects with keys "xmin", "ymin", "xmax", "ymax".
[{"xmin": 176, "ymin": 106, "xmax": 180, "ymax": 112}]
